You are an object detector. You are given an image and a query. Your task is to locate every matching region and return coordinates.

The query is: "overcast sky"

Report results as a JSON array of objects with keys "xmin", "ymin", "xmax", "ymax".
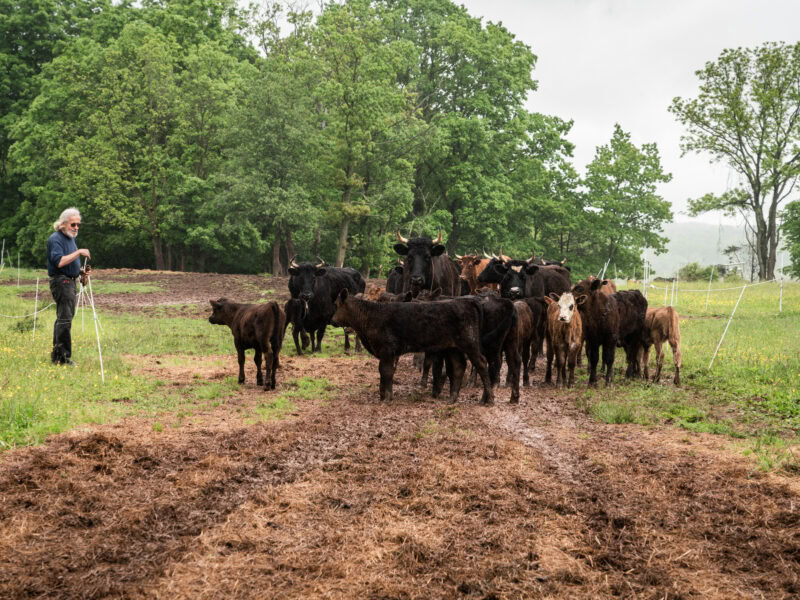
[{"xmin": 457, "ymin": 0, "xmax": 800, "ymax": 225}]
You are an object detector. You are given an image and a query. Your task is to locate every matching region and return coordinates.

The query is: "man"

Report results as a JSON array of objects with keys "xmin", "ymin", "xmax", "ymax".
[{"xmin": 46, "ymin": 208, "xmax": 91, "ymax": 365}]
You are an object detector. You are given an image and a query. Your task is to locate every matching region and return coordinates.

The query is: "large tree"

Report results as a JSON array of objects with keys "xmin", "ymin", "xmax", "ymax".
[
  {"xmin": 783, "ymin": 200, "xmax": 800, "ymax": 279},
  {"xmin": 670, "ymin": 42, "xmax": 800, "ymax": 281},
  {"xmin": 583, "ymin": 124, "xmax": 673, "ymax": 273}
]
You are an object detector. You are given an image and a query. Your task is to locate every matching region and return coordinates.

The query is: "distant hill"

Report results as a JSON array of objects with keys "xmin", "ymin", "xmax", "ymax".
[{"xmin": 645, "ymin": 221, "xmax": 747, "ymax": 278}]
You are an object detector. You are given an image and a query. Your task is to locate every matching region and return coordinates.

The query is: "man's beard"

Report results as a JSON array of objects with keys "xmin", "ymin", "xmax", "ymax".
[{"xmin": 64, "ymin": 228, "xmax": 78, "ymax": 239}]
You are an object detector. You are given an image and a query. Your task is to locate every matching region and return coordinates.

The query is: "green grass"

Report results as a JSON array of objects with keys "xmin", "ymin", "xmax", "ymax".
[{"xmin": 247, "ymin": 376, "xmax": 333, "ymax": 423}]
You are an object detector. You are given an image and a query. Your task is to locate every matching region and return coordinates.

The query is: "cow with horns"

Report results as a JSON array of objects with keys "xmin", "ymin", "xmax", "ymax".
[
  {"xmin": 285, "ymin": 259, "xmax": 365, "ymax": 354},
  {"xmin": 393, "ymin": 230, "xmax": 461, "ymax": 297}
]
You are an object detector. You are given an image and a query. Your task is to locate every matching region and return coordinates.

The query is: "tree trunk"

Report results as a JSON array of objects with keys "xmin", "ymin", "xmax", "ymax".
[
  {"xmin": 180, "ymin": 252, "xmax": 186, "ymax": 272},
  {"xmin": 152, "ymin": 235, "xmax": 166, "ymax": 270},
  {"xmin": 197, "ymin": 253, "xmax": 206, "ymax": 273},
  {"xmin": 284, "ymin": 227, "xmax": 296, "ymax": 265},
  {"xmin": 166, "ymin": 244, "xmax": 173, "ymax": 271},
  {"xmin": 272, "ymin": 229, "xmax": 283, "ymax": 275},
  {"xmin": 335, "ymin": 216, "xmax": 350, "ymax": 268}
]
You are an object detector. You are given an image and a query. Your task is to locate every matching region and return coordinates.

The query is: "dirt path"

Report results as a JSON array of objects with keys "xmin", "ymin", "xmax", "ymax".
[{"xmin": 1, "ymin": 270, "xmax": 797, "ymax": 599}]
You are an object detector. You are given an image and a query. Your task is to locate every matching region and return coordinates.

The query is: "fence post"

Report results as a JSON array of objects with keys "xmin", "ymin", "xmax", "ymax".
[
  {"xmin": 779, "ymin": 253, "xmax": 784, "ymax": 313},
  {"xmin": 17, "ymin": 251, "xmax": 20, "ymax": 287},
  {"xmin": 705, "ymin": 266, "xmax": 715, "ymax": 312},
  {"xmin": 709, "ymin": 284, "xmax": 747, "ymax": 369},
  {"xmin": 664, "ymin": 280, "xmax": 668, "ymax": 306},
  {"xmin": 32, "ymin": 277, "xmax": 39, "ymax": 340},
  {"xmin": 0, "ymin": 239, "xmax": 4, "ymax": 271}
]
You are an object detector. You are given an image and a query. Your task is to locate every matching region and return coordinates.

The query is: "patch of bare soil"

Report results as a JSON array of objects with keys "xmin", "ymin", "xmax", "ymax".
[{"xmin": 1, "ymin": 270, "xmax": 798, "ymax": 599}]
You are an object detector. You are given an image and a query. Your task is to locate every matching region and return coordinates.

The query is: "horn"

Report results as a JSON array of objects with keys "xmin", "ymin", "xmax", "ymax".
[
  {"xmin": 289, "ymin": 257, "xmax": 299, "ymax": 268},
  {"xmin": 540, "ymin": 258, "xmax": 546, "ymax": 265},
  {"xmin": 531, "ymin": 248, "xmax": 536, "ymax": 262},
  {"xmin": 455, "ymin": 254, "xmax": 462, "ymax": 260},
  {"xmin": 433, "ymin": 228, "xmax": 442, "ymax": 245},
  {"xmin": 483, "ymin": 248, "xmax": 490, "ymax": 258},
  {"xmin": 560, "ymin": 258, "xmax": 567, "ymax": 265},
  {"xmin": 316, "ymin": 256, "xmax": 327, "ymax": 266},
  {"xmin": 396, "ymin": 231, "xmax": 408, "ymax": 244},
  {"xmin": 491, "ymin": 252, "xmax": 498, "ymax": 259}
]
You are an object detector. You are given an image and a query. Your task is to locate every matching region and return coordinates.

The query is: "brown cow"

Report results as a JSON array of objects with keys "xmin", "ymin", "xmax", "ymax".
[
  {"xmin": 586, "ymin": 275, "xmax": 617, "ymax": 296},
  {"xmin": 454, "ymin": 254, "xmax": 495, "ymax": 293},
  {"xmin": 365, "ymin": 284, "xmax": 385, "ymax": 301},
  {"xmin": 208, "ymin": 299, "xmax": 285, "ymax": 390},
  {"xmin": 543, "ymin": 292, "xmax": 583, "ymax": 387},
  {"xmin": 639, "ymin": 306, "xmax": 682, "ymax": 385}
]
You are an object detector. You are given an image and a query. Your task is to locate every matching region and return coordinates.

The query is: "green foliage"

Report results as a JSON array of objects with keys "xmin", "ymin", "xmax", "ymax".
[
  {"xmin": 679, "ymin": 262, "xmax": 714, "ymax": 281},
  {"xmin": 670, "ymin": 42, "xmax": 800, "ymax": 280},
  {"xmin": 784, "ymin": 200, "xmax": 800, "ymax": 279}
]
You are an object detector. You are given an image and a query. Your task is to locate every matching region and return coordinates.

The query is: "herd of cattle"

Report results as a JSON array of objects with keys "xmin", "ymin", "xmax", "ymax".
[{"xmin": 208, "ymin": 232, "xmax": 682, "ymax": 403}]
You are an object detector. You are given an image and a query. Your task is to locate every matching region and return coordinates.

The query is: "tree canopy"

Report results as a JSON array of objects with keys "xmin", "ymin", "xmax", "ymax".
[{"xmin": 2, "ymin": 0, "xmax": 674, "ymax": 279}]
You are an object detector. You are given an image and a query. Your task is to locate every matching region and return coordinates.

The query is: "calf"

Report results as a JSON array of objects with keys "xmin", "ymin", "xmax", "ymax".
[
  {"xmin": 543, "ymin": 292, "xmax": 583, "ymax": 388},
  {"xmin": 455, "ymin": 254, "xmax": 495, "ymax": 294},
  {"xmin": 573, "ymin": 280, "xmax": 647, "ymax": 385},
  {"xmin": 208, "ymin": 299, "xmax": 285, "ymax": 390},
  {"xmin": 333, "ymin": 289, "xmax": 493, "ymax": 403},
  {"xmin": 639, "ymin": 306, "xmax": 681, "ymax": 385},
  {"xmin": 386, "ymin": 263, "xmax": 404, "ymax": 294},
  {"xmin": 509, "ymin": 300, "xmax": 537, "ymax": 390}
]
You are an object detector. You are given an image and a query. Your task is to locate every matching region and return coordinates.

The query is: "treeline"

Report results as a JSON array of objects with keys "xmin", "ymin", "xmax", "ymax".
[{"xmin": 0, "ymin": 0, "xmax": 673, "ymax": 277}]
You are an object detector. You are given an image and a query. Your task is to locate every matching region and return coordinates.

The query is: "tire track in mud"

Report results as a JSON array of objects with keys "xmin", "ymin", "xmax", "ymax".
[{"xmin": 484, "ymin": 384, "xmax": 800, "ymax": 599}]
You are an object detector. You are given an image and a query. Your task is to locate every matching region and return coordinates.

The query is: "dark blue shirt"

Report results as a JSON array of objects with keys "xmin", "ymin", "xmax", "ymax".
[{"xmin": 47, "ymin": 231, "xmax": 80, "ymax": 277}]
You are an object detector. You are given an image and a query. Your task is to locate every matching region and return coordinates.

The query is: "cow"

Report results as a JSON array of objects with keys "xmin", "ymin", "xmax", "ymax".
[
  {"xmin": 454, "ymin": 254, "xmax": 495, "ymax": 294},
  {"xmin": 480, "ymin": 257, "xmax": 571, "ymax": 299},
  {"xmin": 585, "ymin": 275, "xmax": 617, "ymax": 295},
  {"xmin": 572, "ymin": 279, "xmax": 648, "ymax": 385},
  {"xmin": 208, "ymin": 299, "xmax": 285, "ymax": 390},
  {"xmin": 639, "ymin": 306, "xmax": 681, "ymax": 385},
  {"xmin": 393, "ymin": 230, "xmax": 460, "ymax": 297},
  {"xmin": 386, "ymin": 263, "xmax": 404, "ymax": 294},
  {"xmin": 543, "ymin": 292, "xmax": 583, "ymax": 388},
  {"xmin": 364, "ymin": 285, "xmax": 385, "ymax": 301},
  {"xmin": 332, "ymin": 289, "xmax": 494, "ymax": 403},
  {"xmin": 287, "ymin": 260, "xmax": 365, "ymax": 354},
  {"xmin": 510, "ymin": 300, "xmax": 538, "ymax": 390}
]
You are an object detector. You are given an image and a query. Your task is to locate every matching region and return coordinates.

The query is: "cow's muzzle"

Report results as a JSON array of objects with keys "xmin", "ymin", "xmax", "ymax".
[{"xmin": 410, "ymin": 276, "xmax": 425, "ymax": 288}]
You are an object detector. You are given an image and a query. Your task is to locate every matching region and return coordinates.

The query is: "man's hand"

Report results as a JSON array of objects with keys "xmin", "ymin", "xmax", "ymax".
[{"xmin": 79, "ymin": 249, "xmax": 91, "ymax": 259}]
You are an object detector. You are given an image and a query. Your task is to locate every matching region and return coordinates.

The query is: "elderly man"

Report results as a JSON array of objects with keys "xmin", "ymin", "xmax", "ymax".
[{"xmin": 46, "ymin": 208, "xmax": 91, "ymax": 365}]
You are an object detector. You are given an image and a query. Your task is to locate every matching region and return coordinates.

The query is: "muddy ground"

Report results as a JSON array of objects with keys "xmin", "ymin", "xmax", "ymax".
[{"xmin": 1, "ymin": 269, "xmax": 798, "ymax": 599}]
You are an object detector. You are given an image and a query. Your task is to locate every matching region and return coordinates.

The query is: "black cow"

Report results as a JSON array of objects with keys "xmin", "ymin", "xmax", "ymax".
[
  {"xmin": 386, "ymin": 264, "xmax": 404, "ymax": 294},
  {"xmin": 572, "ymin": 279, "xmax": 647, "ymax": 385},
  {"xmin": 208, "ymin": 299, "xmax": 285, "ymax": 390},
  {"xmin": 286, "ymin": 260, "xmax": 365, "ymax": 354},
  {"xmin": 333, "ymin": 289, "xmax": 494, "ymax": 403},
  {"xmin": 393, "ymin": 230, "xmax": 460, "ymax": 297},
  {"xmin": 490, "ymin": 259, "xmax": 571, "ymax": 299}
]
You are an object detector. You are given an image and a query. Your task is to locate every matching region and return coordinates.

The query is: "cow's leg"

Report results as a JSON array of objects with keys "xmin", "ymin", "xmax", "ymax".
[
  {"xmin": 378, "ymin": 357, "xmax": 396, "ymax": 402},
  {"xmin": 446, "ymin": 350, "xmax": 467, "ymax": 403},
  {"xmin": 554, "ymin": 346, "xmax": 564, "ymax": 388},
  {"xmin": 505, "ymin": 342, "xmax": 521, "ymax": 404},
  {"xmin": 521, "ymin": 338, "xmax": 531, "ymax": 387},
  {"xmin": 270, "ymin": 343, "xmax": 280, "ymax": 390},
  {"xmin": 236, "ymin": 344, "xmax": 246, "ymax": 384},
  {"xmin": 640, "ymin": 343, "xmax": 651, "ymax": 381},
  {"xmin": 567, "ymin": 344, "xmax": 579, "ymax": 388},
  {"xmin": 528, "ymin": 335, "xmax": 538, "ymax": 375},
  {"xmin": 419, "ymin": 353, "xmax": 431, "ymax": 387},
  {"xmin": 602, "ymin": 341, "xmax": 616, "ymax": 384},
  {"xmin": 355, "ymin": 334, "xmax": 363, "ymax": 353},
  {"xmin": 587, "ymin": 342, "xmax": 600, "ymax": 386},
  {"xmin": 292, "ymin": 325, "xmax": 304, "ymax": 356},
  {"xmin": 254, "ymin": 348, "xmax": 263, "ymax": 387},
  {"xmin": 262, "ymin": 345, "xmax": 273, "ymax": 391},
  {"xmin": 343, "ymin": 328, "xmax": 351, "ymax": 353},
  {"xmin": 653, "ymin": 342, "xmax": 664, "ymax": 383},
  {"xmin": 431, "ymin": 353, "xmax": 446, "ymax": 398},
  {"xmin": 314, "ymin": 326, "xmax": 325, "ymax": 353},
  {"xmin": 545, "ymin": 334, "xmax": 554, "ymax": 384},
  {"xmin": 466, "ymin": 348, "xmax": 493, "ymax": 404},
  {"xmin": 672, "ymin": 341, "xmax": 681, "ymax": 386}
]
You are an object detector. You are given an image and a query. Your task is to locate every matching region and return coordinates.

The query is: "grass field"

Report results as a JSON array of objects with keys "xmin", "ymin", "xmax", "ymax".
[{"xmin": 1, "ymin": 267, "xmax": 798, "ymax": 469}]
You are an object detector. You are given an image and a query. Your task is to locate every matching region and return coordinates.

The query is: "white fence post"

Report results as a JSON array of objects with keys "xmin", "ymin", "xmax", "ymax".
[
  {"xmin": 32, "ymin": 277, "xmax": 39, "ymax": 340},
  {"xmin": 705, "ymin": 266, "xmax": 715, "ymax": 312},
  {"xmin": 709, "ymin": 284, "xmax": 747, "ymax": 370},
  {"xmin": 779, "ymin": 253, "xmax": 784, "ymax": 313}
]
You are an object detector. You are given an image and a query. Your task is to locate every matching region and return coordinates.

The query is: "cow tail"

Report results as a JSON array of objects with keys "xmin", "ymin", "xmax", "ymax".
[{"xmin": 481, "ymin": 302, "xmax": 518, "ymax": 351}]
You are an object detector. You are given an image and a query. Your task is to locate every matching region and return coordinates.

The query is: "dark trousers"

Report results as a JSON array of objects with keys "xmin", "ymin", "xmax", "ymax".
[{"xmin": 49, "ymin": 276, "xmax": 77, "ymax": 363}]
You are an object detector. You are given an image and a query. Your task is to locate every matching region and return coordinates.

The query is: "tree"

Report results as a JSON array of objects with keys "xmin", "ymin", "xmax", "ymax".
[
  {"xmin": 670, "ymin": 42, "xmax": 800, "ymax": 281},
  {"xmin": 783, "ymin": 201, "xmax": 800, "ymax": 279},
  {"xmin": 583, "ymin": 124, "xmax": 673, "ymax": 274}
]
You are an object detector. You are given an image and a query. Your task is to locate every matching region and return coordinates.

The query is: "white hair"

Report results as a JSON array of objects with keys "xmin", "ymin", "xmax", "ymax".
[{"xmin": 53, "ymin": 207, "xmax": 81, "ymax": 232}]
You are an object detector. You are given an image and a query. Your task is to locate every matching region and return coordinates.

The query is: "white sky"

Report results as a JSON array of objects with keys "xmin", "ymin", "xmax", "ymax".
[{"xmin": 458, "ymin": 0, "xmax": 800, "ymax": 225}]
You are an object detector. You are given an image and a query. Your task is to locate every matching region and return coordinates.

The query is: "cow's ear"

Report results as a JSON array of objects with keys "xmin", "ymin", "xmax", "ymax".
[
  {"xmin": 493, "ymin": 262, "xmax": 508, "ymax": 276},
  {"xmin": 548, "ymin": 292, "xmax": 560, "ymax": 302},
  {"xmin": 590, "ymin": 279, "xmax": 603, "ymax": 291},
  {"xmin": 601, "ymin": 279, "xmax": 608, "ymax": 286},
  {"xmin": 209, "ymin": 299, "xmax": 217, "ymax": 307},
  {"xmin": 288, "ymin": 267, "xmax": 299, "ymax": 276},
  {"xmin": 576, "ymin": 294, "xmax": 588, "ymax": 305},
  {"xmin": 338, "ymin": 288, "xmax": 349, "ymax": 302},
  {"xmin": 315, "ymin": 267, "xmax": 327, "ymax": 276},
  {"xmin": 431, "ymin": 244, "xmax": 446, "ymax": 257},
  {"xmin": 544, "ymin": 296, "xmax": 555, "ymax": 306},
  {"xmin": 393, "ymin": 243, "xmax": 409, "ymax": 256},
  {"xmin": 525, "ymin": 264, "xmax": 539, "ymax": 275}
]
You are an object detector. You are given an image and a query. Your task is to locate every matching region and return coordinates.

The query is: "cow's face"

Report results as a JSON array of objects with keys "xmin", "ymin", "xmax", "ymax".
[
  {"xmin": 550, "ymin": 292, "xmax": 577, "ymax": 323},
  {"xmin": 496, "ymin": 261, "xmax": 538, "ymax": 299},
  {"xmin": 478, "ymin": 258, "xmax": 506, "ymax": 285},
  {"xmin": 394, "ymin": 237, "xmax": 445, "ymax": 292},
  {"xmin": 208, "ymin": 298, "xmax": 228, "ymax": 324},
  {"xmin": 288, "ymin": 263, "xmax": 326, "ymax": 301}
]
